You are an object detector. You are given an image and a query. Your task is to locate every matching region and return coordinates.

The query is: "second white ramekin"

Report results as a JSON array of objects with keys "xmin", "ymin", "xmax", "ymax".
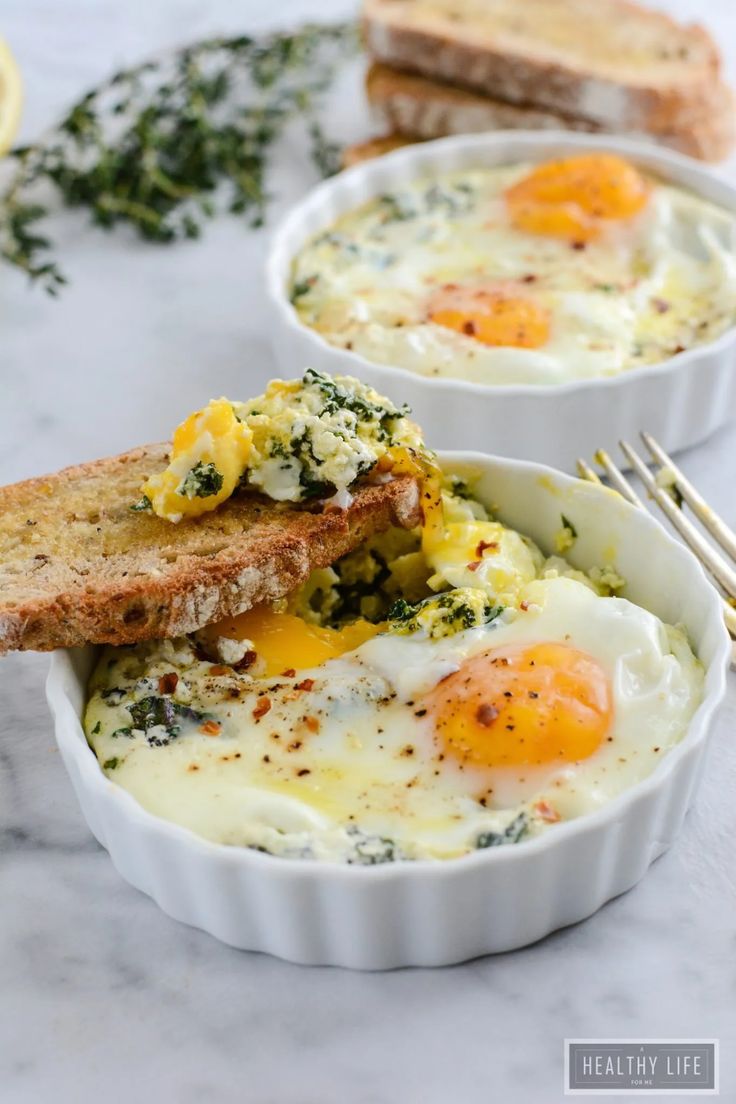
[
  {"xmin": 265, "ymin": 132, "xmax": 736, "ymax": 469},
  {"xmin": 46, "ymin": 452, "xmax": 730, "ymax": 969}
]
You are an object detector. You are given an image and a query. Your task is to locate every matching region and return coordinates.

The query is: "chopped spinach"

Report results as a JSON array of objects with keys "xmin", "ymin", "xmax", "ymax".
[
  {"xmin": 448, "ymin": 475, "xmax": 473, "ymax": 500},
  {"xmin": 129, "ymin": 494, "xmax": 152, "ymax": 512},
  {"xmin": 126, "ymin": 694, "xmax": 206, "ymax": 746},
  {"xmin": 290, "ymin": 274, "xmax": 318, "ymax": 303},
  {"xmin": 268, "ymin": 439, "xmax": 290, "ymax": 459},
  {"xmin": 424, "ymin": 182, "xmax": 475, "ymax": 217},
  {"xmin": 476, "ymin": 812, "xmax": 529, "ymax": 849},
  {"xmin": 347, "ymin": 830, "xmax": 397, "ymax": 865},
  {"xmin": 298, "ymin": 471, "xmax": 332, "ymax": 499},
  {"xmin": 560, "ymin": 514, "xmax": 578, "ymax": 540},
  {"xmin": 101, "ymin": 687, "xmax": 126, "ymax": 704},
  {"xmin": 377, "ymin": 192, "xmax": 417, "ymax": 223},
  {"xmin": 91, "ymin": 721, "xmax": 101, "ymax": 735},
  {"xmin": 388, "ymin": 592, "xmax": 504, "ymax": 637},
  {"xmin": 179, "ymin": 461, "xmax": 223, "ymax": 499},
  {"xmin": 303, "ymin": 368, "xmax": 410, "ymax": 443},
  {"xmin": 103, "ymin": 757, "xmax": 120, "ymax": 770}
]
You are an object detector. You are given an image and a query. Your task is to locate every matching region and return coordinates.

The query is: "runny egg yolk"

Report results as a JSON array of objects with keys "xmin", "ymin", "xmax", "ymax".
[
  {"xmin": 428, "ymin": 284, "xmax": 551, "ymax": 349},
  {"xmin": 203, "ymin": 605, "xmax": 382, "ymax": 676},
  {"xmin": 424, "ymin": 642, "xmax": 612, "ymax": 770},
  {"xmin": 382, "ymin": 444, "xmax": 445, "ymax": 552},
  {"xmin": 143, "ymin": 398, "xmax": 252, "ymax": 521},
  {"xmin": 505, "ymin": 153, "xmax": 650, "ymax": 242}
]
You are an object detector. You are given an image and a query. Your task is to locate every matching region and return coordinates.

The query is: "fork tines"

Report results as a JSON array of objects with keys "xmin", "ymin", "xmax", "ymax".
[{"xmin": 578, "ymin": 434, "xmax": 736, "ymax": 639}]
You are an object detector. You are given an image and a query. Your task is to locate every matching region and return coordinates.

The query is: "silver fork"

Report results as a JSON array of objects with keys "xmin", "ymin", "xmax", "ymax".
[{"xmin": 577, "ymin": 434, "xmax": 736, "ymax": 653}]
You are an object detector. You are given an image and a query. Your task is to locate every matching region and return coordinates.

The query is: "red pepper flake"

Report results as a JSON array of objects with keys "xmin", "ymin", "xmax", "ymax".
[
  {"xmin": 467, "ymin": 560, "xmax": 482, "ymax": 572},
  {"xmin": 295, "ymin": 678, "xmax": 315, "ymax": 692},
  {"xmin": 200, "ymin": 720, "xmax": 221, "ymax": 737},
  {"xmin": 476, "ymin": 703, "xmax": 499, "ymax": 727},
  {"xmin": 521, "ymin": 273, "xmax": 537, "ymax": 283},
  {"xmin": 281, "ymin": 668, "xmax": 296, "ymax": 678},
  {"xmin": 234, "ymin": 650, "xmax": 257, "ymax": 671},
  {"xmin": 208, "ymin": 665, "xmax": 230, "ymax": 677},
  {"xmin": 297, "ymin": 768, "xmax": 311, "ymax": 777},
  {"xmin": 158, "ymin": 672, "xmax": 179, "ymax": 694},
  {"xmin": 652, "ymin": 297, "xmax": 670, "ymax": 314},
  {"xmin": 520, "ymin": 600, "xmax": 530, "ymax": 611},
  {"xmin": 463, "ymin": 320, "xmax": 477, "ymax": 336},
  {"xmin": 187, "ymin": 763, "xmax": 199, "ymax": 772},
  {"xmin": 571, "ymin": 240, "xmax": 586, "ymax": 251},
  {"xmin": 252, "ymin": 698, "xmax": 271, "ymax": 720},
  {"xmin": 304, "ymin": 715, "xmax": 320, "ymax": 733},
  {"xmin": 534, "ymin": 800, "xmax": 561, "ymax": 823},
  {"xmin": 475, "ymin": 539, "xmax": 498, "ymax": 557}
]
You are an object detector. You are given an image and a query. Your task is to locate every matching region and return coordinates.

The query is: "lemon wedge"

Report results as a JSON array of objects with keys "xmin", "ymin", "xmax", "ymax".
[{"xmin": 0, "ymin": 38, "xmax": 22, "ymax": 156}]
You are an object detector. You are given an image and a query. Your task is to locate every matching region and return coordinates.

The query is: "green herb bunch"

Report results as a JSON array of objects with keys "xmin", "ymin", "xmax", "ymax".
[{"xmin": 0, "ymin": 22, "xmax": 357, "ymax": 294}]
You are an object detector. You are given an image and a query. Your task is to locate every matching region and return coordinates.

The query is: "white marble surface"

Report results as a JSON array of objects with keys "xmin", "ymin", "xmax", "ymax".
[{"xmin": 1, "ymin": 1, "xmax": 735, "ymax": 1101}]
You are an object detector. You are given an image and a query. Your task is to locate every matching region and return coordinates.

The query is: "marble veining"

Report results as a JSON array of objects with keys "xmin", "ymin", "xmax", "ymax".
[{"xmin": 1, "ymin": 1, "xmax": 735, "ymax": 1101}]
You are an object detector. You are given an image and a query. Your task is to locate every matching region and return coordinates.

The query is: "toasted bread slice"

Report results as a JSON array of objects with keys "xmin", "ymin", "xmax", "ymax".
[
  {"xmin": 342, "ymin": 132, "xmax": 414, "ymax": 168},
  {"xmin": 0, "ymin": 445, "xmax": 422, "ymax": 653},
  {"xmin": 363, "ymin": 0, "xmax": 726, "ymax": 134},
  {"xmin": 365, "ymin": 63, "xmax": 736, "ymax": 162}
]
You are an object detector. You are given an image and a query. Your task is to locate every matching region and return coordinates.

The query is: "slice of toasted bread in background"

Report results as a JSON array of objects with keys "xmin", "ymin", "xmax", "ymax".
[
  {"xmin": 0, "ymin": 445, "xmax": 422, "ymax": 654},
  {"xmin": 364, "ymin": 62, "xmax": 736, "ymax": 163},
  {"xmin": 342, "ymin": 132, "xmax": 414, "ymax": 168},
  {"xmin": 367, "ymin": 61, "xmax": 599, "ymax": 136},
  {"xmin": 363, "ymin": 0, "xmax": 726, "ymax": 134}
]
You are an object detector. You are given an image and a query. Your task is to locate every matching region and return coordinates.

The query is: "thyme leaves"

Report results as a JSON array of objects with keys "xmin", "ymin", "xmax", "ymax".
[{"xmin": 0, "ymin": 23, "xmax": 357, "ymax": 293}]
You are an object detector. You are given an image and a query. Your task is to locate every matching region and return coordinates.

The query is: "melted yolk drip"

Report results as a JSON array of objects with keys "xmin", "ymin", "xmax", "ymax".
[
  {"xmin": 384, "ymin": 445, "xmax": 445, "ymax": 553},
  {"xmin": 428, "ymin": 284, "xmax": 551, "ymax": 349},
  {"xmin": 424, "ymin": 642, "xmax": 612, "ymax": 769},
  {"xmin": 505, "ymin": 153, "xmax": 650, "ymax": 242},
  {"xmin": 204, "ymin": 605, "xmax": 382, "ymax": 676}
]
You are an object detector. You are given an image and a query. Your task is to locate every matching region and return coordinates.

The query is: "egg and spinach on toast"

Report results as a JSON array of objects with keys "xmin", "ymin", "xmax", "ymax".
[{"xmin": 0, "ymin": 371, "xmax": 428, "ymax": 653}]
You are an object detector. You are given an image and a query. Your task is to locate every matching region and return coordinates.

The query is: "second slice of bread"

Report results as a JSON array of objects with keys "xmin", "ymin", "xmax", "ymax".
[
  {"xmin": 364, "ymin": 0, "xmax": 725, "ymax": 134},
  {"xmin": 365, "ymin": 62, "xmax": 736, "ymax": 162}
]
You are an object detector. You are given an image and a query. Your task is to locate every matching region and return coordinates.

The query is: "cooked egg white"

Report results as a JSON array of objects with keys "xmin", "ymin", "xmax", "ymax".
[
  {"xmin": 88, "ymin": 461, "xmax": 702, "ymax": 864},
  {"xmin": 290, "ymin": 156, "xmax": 736, "ymax": 386},
  {"xmin": 85, "ymin": 486, "xmax": 703, "ymax": 863}
]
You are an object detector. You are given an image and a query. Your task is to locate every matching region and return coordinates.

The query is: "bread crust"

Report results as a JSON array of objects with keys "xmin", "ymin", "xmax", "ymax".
[
  {"xmin": 0, "ymin": 445, "xmax": 422, "ymax": 653},
  {"xmin": 363, "ymin": 0, "xmax": 725, "ymax": 133},
  {"xmin": 342, "ymin": 132, "xmax": 414, "ymax": 168},
  {"xmin": 364, "ymin": 62, "xmax": 735, "ymax": 162}
]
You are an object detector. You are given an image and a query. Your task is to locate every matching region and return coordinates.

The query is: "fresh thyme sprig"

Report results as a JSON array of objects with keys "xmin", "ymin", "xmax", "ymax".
[{"xmin": 0, "ymin": 22, "xmax": 357, "ymax": 294}]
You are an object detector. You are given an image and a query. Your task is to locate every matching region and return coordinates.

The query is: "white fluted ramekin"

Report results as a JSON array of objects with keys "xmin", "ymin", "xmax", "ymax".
[
  {"xmin": 265, "ymin": 132, "xmax": 736, "ymax": 469},
  {"xmin": 46, "ymin": 452, "xmax": 730, "ymax": 969}
]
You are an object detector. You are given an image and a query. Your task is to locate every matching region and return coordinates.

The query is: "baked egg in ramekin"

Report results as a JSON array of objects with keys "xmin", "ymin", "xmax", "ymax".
[
  {"xmin": 46, "ymin": 450, "xmax": 729, "ymax": 967},
  {"xmin": 266, "ymin": 133, "xmax": 736, "ymax": 467}
]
